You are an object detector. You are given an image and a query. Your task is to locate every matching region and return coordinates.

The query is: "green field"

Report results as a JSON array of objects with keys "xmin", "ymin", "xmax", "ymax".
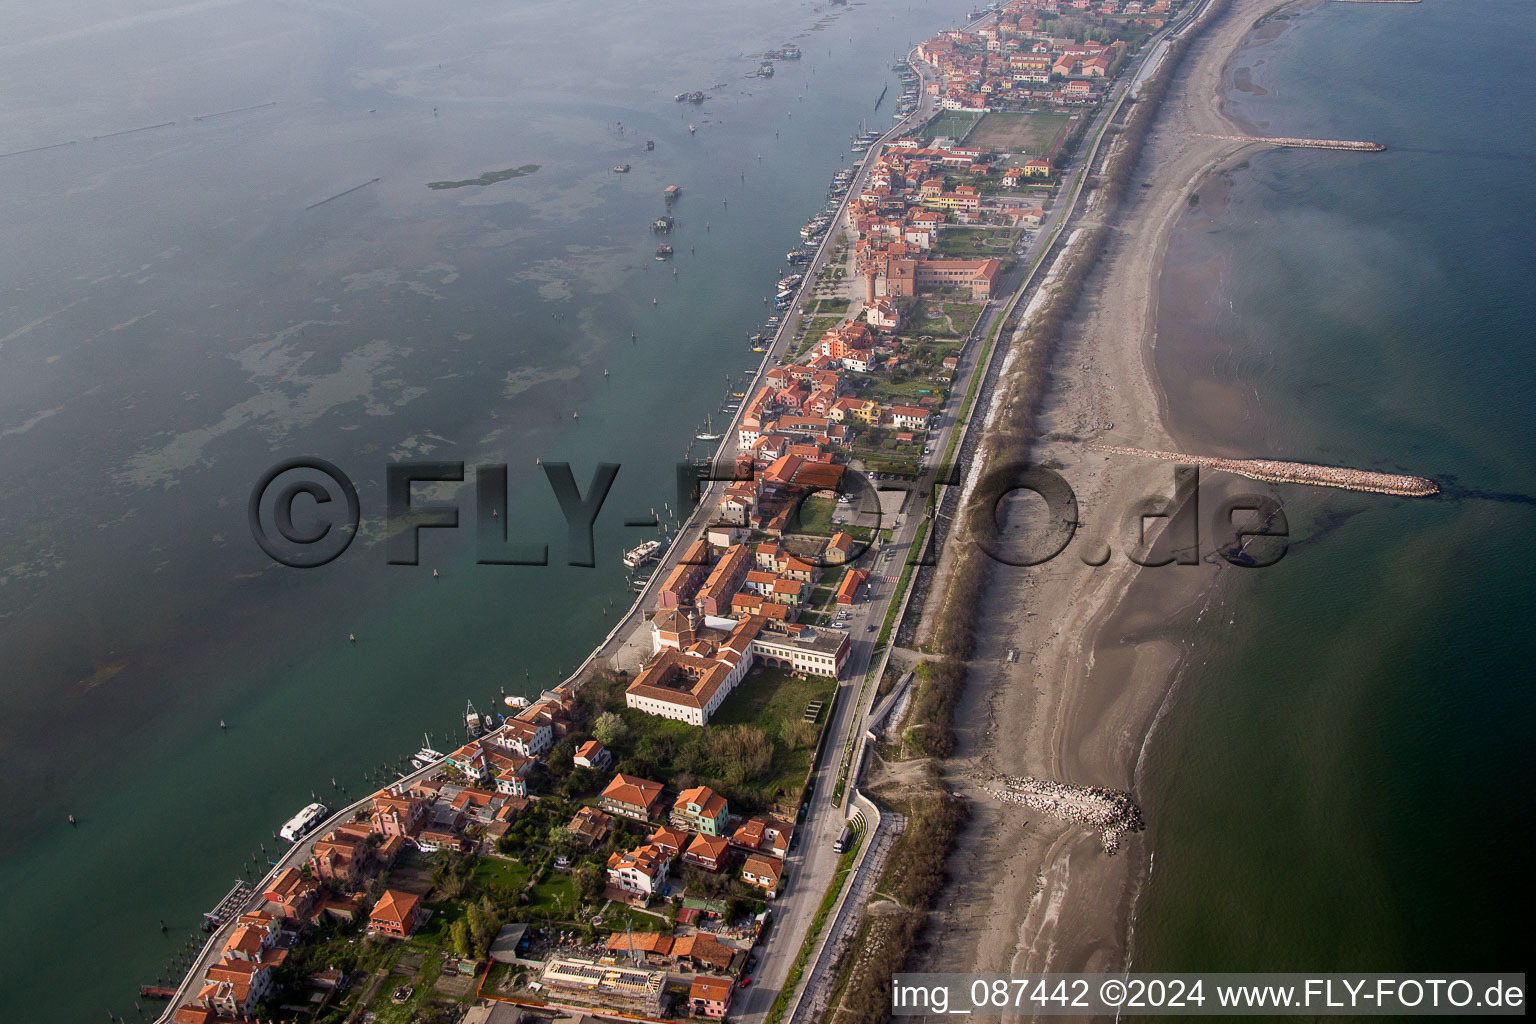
[
  {"xmin": 966, "ymin": 110, "xmax": 1073, "ymax": 157},
  {"xmin": 789, "ymin": 494, "xmax": 837, "ymax": 537},
  {"xmin": 898, "ymin": 298, "xmax": 984, "ymax": 339},
  {"xmin": 932, "ymin": 226, "xmax": 1017, "ymax": 258},
  {"xmin": 922, "ymin": 109, "xmax": 982, "ymax": 142},
  {"xmin": 808, "ymin": 297, "xmax": 852, "ymax": 315},
  {"xmin": 713, "ymin": 665, "xmax": 837, "ymax": 741}
]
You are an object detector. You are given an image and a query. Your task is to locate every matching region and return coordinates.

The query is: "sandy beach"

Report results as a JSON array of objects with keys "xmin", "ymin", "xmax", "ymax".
[{"xmin": 901, "ymin": 0, "xmax": 1297, "ymax": 996}]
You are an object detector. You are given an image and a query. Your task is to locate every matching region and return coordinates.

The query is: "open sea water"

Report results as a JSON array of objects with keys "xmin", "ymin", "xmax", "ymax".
[{"xmin": 1137, "ymin": 0, "xmax": 1536, "ymax": 973}]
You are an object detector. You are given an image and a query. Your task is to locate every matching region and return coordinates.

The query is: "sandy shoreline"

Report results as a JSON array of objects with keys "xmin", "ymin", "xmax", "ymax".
[{"xmin": 904, "ymin": 0, "xmax": 1301, "ymax": 999}]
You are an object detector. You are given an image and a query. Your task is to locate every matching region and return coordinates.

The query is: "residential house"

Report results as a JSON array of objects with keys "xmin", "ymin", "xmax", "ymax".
[
  {"xmin": 647, "ymin": 824, "xmax": 691, "ymax": 856},
  {"xmin": 368, "ymin": 889, "xmax": 422, "ymax": 938},
  {"xmin": 671, "ymin": 785, "xmax": 729, "ymax": 836},
  {"xmin": 601, "ymin": 773, "xmax": 667, "ymax": 821},
  {"xmin": 836, "ymin": 569, "xmax": 869, "ymax": 605},
  {"xmin": 682, "ymin": 833, "xmax": 731, "ymax": 873},
  {"xmin": 568, "ymin": 806, "xmax": 613, "ymax": 847},
  {"xmin": 824, "ymin": 532, "xmax": 855, "ymax": 565},
  {"xmin": 606, "ymin": 843, "xmax": 671, "ymax": 897},
  {"xmin": 887, "ymin": 405, "xmax": 933, "ymax": 431},
  {"xmin": 574, "ymin": 739, "xmax": 613, "ymax": 771},
  {"xmin": 741, "ymin": 854, "xmax": 784, "ymax": 898},
  {"xmin": 689, "ymin": 977, "xmax": 734, "ymax": 1019}
]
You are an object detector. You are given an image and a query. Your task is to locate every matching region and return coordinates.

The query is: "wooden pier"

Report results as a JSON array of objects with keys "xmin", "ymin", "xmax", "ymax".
[{"xmin": 1086, "ymin": 444, "xmax": 1439, "ymax": 497}]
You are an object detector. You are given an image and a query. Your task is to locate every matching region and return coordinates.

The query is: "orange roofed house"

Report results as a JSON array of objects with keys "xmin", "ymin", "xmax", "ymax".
[
  {"xmin": 672, "ymin": 785, "xmax": 730, "ymax": 835},
  {"xmin": 606, "ymin": 842, "xmax": 671, "ymax": 897},
  {"xmin": 601, "ymin": 772, "xmax": 667, "ymax": 820},
  {"xmin": 368, "ymin": 889, "xmax": 422, "ymax": 938},
  {"xmin": 741, "ymin": 854, "xmax": 784, "ymax": 899},
  {"xmin": 690, "ymin": 976, "xmax": 735, "ymax": 1018}
]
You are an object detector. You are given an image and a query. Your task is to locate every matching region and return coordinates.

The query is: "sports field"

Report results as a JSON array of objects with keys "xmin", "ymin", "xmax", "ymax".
[{"xmin": 965, "ymin": 110, "xmax": 1073, "ymax": 157}]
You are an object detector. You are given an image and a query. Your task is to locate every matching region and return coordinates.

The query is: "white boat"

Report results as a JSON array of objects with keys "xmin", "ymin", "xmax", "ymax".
[
  {"xmin": 279, "ymin": 802, "xmax": 328, "ymax": 843},
  {"xmin": 623, "ymin": 539, "xmax": 663, "ymax": 568},
  {"xmin": 411, "ymin": 732, "xmax": 445, "ymax": 770},
  {"xmin": 503, "ymin": 694, "xmax": 530, "ymax": 709},
  {"xmin": 695, "ymin": 414, "xmax": 722, "ymax": 441}
]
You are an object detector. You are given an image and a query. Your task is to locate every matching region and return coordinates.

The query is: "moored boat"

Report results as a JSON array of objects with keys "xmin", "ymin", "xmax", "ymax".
[
  {"xmin": 279, "ymin": 802, "xmax": 328, "ymax": 843},
  {"xmin": 411, "ymin": 733, "xmax": 444, "ymax": 770},
  {"xmin": 623, "ymin": 539, "xmax": 663, "ymax": 568}
]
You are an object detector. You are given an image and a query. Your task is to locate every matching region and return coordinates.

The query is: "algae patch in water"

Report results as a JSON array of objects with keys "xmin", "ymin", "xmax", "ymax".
[{"xmin": 427, "ymin": 164, "xmax": 541, "ymax": 190}]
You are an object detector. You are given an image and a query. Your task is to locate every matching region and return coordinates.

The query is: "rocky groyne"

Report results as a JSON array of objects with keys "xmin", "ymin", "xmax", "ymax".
[
  {"xmin": 1087, "ymin": 443, "xmax": 1439, "ymax": 497},
  {"xmin": 984, "ymin": 773, "xmax": 1146, "ymax": 854},
  {"xmin": 1201, "ymin": 132, "xmax": 1386, "ymax": 151}
]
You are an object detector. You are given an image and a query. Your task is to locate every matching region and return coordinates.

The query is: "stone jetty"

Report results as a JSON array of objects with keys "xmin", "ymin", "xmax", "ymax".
[
  {"xmin": 1086, "ymin": 444, "xmax": 1439, "ymax": 497},
  {"xmin": 984, "ymin": 773, "xmax": 1146, "ymax": 854},
  {"xmin": 1201, "ymin": 133, "xmax": 1386, "ymax": 152}
]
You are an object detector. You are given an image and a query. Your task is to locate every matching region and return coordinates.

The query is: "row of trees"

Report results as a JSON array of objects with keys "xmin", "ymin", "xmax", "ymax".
[{"xmin": 449, "ymin": 896, "xmax": 503, "ymax": 959}]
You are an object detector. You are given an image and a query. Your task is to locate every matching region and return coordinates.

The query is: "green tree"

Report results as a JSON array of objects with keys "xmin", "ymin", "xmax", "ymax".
[
  {"xmin": 703, "ymin": 725, "xmax": 774, "ymax": 786},
  {"xmin": 593, "ymin": 712, "xmax": 629, "ymax": 747},
  {"xmin": 547, "ymin": 739, "xmax": 575, "ymax": 780},
  {"xmin": 573, "ymin": 864, "xmax": 605, "ymax": 903},
  {"xmin": 565, "ymin": 766, "xmax": 599, "ymax": 797},
  {"xmin": 450, "ymin": 918, "xmax": 473, "ymax": 958},
  {"xmin": 468, "ymin": 897, "xmax": 500, "ymax": 957}
]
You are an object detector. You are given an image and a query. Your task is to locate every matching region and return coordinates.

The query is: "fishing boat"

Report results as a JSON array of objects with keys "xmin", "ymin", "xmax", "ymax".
[
  {"xmin": 780, "ymin": 45, "xmax": 801, "ymax": 59},
  {"xmin": 465, "ymin": 699, "xmax": 489, "ymax": 738},
  {"xmin": 623, "ymin": 539, "xmax": 663, "ymax": 568},
  {"xmin": 688, "ymin": 123, "xmax": 697, "ymax": 133},
  {"xmin": 785, "ymin": 249, "xmax": 812, "ymax": 263},
  {"xmin": 653, "ymin": 215, "xmax": 674, "ymax": 232},
  {"xmin": 757, "ymin": 63, "xmax": 774, "ymax": 78},
  {"xmin": 646, "ymin": 139, "xmax": 655, "ymax": 150},
  {"xmin": 612, "ymin": 164, "xmax": 630, "ymax": 173},
  {"xmin": 655, "ymin": 244, "xmax": 674, "ymax": 260},
  {"xmin": 664, "ymin": 184, "xmax": 681, "ymax": 201}
]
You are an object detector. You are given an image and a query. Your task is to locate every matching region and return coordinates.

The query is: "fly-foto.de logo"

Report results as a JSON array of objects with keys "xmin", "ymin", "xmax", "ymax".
[{"xmin": 247, "ymin": 458, "xmax": 1289, "ymax": 570}]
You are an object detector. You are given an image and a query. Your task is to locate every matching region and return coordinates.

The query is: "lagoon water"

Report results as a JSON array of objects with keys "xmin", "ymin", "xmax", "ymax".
[
  {"xmin": 0, "ymin": 1, "xmax": 970, "ymax": 1017},
  {"xmin": 1138, "ymin": 0, "xmax": 1536, "ymax": 972}
]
